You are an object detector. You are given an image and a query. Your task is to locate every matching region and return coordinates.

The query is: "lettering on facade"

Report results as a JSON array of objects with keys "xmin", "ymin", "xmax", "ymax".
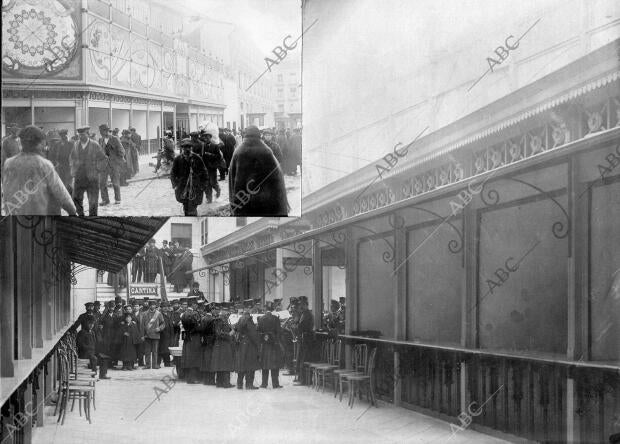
[{"xmin": 130, "ymin": 285, "xmax": 158, "ymax": 296}]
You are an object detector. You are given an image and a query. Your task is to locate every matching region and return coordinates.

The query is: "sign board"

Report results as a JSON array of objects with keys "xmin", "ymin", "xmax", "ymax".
[{"xmin": 129, "ymin": 285, "xmax": 159, "ymax": 297}]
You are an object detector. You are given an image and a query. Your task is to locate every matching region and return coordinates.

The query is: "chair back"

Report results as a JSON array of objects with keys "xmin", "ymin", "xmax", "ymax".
[
  {"xmin": 319, "ymin": 339, "xmax": 329, "ymax": 362},
  {"xmin": 365, "ymin": 347, "xmax": 377, "ymax": 377},
  {"xmin": 352, "ymin": 343, "xmax": 368, "ymax": 372},
  {"xmin": 333, "ymin": 339, "xmax": 342, "ymax": 366}
]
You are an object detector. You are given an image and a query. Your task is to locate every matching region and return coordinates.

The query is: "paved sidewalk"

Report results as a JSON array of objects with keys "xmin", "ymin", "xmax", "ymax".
[
  {"xmin": 95, "ymin": 155, "xmax": 301, "ymax": 216},
  {"xmin": 33, "ymin": 368, "xmax": 508, "ymax": 444}
]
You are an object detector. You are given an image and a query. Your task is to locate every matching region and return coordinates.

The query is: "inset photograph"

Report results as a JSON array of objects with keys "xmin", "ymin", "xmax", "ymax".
[{"xmin": 1, "ymin": 0, "xmax": 302, "ymax": 217}]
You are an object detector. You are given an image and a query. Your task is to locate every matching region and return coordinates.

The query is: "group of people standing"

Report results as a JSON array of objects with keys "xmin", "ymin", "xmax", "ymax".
[
  {"xmin": 73, "ymin": 297, "xmax": 177, "ymax": 378},
  {"xmin": 130, "ymin": 238, "xmax": 194, "ymax": 292},
  {"xmin": 171, "ymin": 124, "xmax": 300, "ymax": 216},
  {"xmin": 1, "ymin": 123, "xmax": 143, "ymax": 216}
]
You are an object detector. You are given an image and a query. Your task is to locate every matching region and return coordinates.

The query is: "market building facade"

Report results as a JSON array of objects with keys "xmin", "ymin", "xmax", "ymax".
[{"xmin": 192, "ymin": 41, "xmax": 620, "ymax": 442}]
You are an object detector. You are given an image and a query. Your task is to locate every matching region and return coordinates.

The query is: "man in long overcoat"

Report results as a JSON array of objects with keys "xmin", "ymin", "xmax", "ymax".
[
  {"xmin": 143, "ymin": 239, "xmax": 160, "ymax": 283},
  {"xmin": 158, "ymin": 302, "xmax": 176, "ymax": 367},
  {"xmin": 234, "ymin": 311, "xmax": 260, "ymax": 389},
  {"xmin": 228, "ymin": 126, "xmax": 289, "ymax": 216},
  {"xmin": 257, "ymin": 306, "xmax": 284, "ymax": 388},
  {"xmin": 70, "ymin": 126, "xmax": 107, "ymax": 216},
  {"xmin": 170, "ymin": 140, "xmax": 208, "ymax": 216},
  {"xmin": 181, "ymin": 306, "xmax": 203, "ymax": 384},
  {"xmin": 48, "ymin": 128, "xmax": 74, "ymax": 194},
  {"xmin": 199, "ymin": 308, "xmax": 216, "ymax": 385},
  {"xmin": 98, "ymin": 123, "xmax": 125, "ymax": 205},
  {"xmin": 209, "ymin": 311, "xmax": 235, "ymax": 388}
]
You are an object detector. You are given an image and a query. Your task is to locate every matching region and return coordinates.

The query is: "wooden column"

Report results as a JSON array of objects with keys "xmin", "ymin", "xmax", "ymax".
[
  {"xmin": 0, "ymin": 218, "xmax": 15, "ymax": 377},
  {"xmin": 32, "ymin": 236, "xmax": 43, "ymax": 348},
  {"xmin": 393, "ymin": 212, "xmax": 406, "ymax": 406},
  {"xmin": 312, "ymin": 240, "xmax": 322, "ymax": 330},
  {"xmin": 16, "ymin": 223, "xmax": 33, "ymax": 359}
]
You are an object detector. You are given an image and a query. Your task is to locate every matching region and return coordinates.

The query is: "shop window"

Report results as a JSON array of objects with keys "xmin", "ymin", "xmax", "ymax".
[{"xmin": 171, "ymin": 223, "xmax": 192, "ymax": 248}]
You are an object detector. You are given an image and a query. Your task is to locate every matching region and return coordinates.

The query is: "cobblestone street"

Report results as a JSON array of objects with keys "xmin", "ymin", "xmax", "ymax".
[
  {"xmin": 33, "ymin": 368, "xmax": 508, "ymax": 444},
  {"xmin": 94, "ymin": 155, "xmax": 302, "ymax": 217}
]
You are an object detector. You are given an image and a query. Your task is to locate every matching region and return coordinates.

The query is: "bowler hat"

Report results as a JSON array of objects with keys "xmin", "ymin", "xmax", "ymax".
[{"xmin": 99, "ymin": 123, "xmax": 111, "ymax": 131}]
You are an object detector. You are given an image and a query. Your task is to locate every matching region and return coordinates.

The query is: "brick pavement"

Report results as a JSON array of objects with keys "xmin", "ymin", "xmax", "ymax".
[
  {"xmin": 32, "ymin": 367, "xmax": 508, "ymax": 444},
  {"xmin": 93, "ymin": 155, "xmax": 301, "ymax": 217}
]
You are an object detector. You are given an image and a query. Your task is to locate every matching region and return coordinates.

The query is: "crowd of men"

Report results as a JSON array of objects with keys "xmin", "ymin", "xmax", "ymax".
[
  {"xmin": 1, "ymin": 123, "xmax": 144, "ymax": 216},
  {"xmin": 73, "ymin": 295, "xmax": 318, "ymax": 390},
  {"xmin": 130, "ymin": 239, "xmax": 194, "ymax": 292},
  {"xmin": 2, "ymin": 121, "xmax": 301, "ymax": 216},
  {"xmin": 170, "ymin": 123, "xmax": 300, "ymax": 216}
]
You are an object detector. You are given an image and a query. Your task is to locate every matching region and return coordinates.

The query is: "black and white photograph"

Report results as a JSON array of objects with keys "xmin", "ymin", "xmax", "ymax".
[
  {"xmin": 1, "ymin": 0, "xmax": 620, "ymax": 443},
  {"xmin": 1, "ymin": 0, "xmax": 302, "ymax": 217}
]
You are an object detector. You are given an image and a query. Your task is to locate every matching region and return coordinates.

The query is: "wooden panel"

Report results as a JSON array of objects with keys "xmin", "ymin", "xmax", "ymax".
[
  {"xmin": 357, "ymin": 235, "xmax": 395, "ymax": 339},
  {"xmin": 478, "ymin": 197, "xmax": 568, "ymax": 354},
  {"xmin": 16, "ymin": 223, "xmax": 33, "ymax": 359},
  {"xmin": 406, "ymin": 221, "xmax": 462, "ymax": 345}
]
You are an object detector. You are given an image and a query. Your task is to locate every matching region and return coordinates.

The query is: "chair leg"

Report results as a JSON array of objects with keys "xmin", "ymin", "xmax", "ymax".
[
  {"xmin": 56, "ymin": 391, "xmax": 65, "ymax": 423},
  {"xmin": 70, "ymin": 393, "xmax": 76, "ymax": 412},
  {"xmin": 333, "ymin": 374, "xmax": 338, "ymax": 398},
  {"xmin": 92, "ymin": 389, "xmax": 96, "ymax": 410},
  {"xmin": 78, "ymin": 395, "xmax": 82, "ymax": 417},
  {"xmin": 370, "ymin": 380, "xmax": 377, "ymax": 406},
  {"xmin": 349, "ymin": 380, "xmax": 354, "ymax": 408},
  {"xmin": 339, "ymin": 376, "xmax": 344, "ymax": 402},
  {"xmin": 60, "ymin": 392, "xmax": 69, "ymax": 425}
]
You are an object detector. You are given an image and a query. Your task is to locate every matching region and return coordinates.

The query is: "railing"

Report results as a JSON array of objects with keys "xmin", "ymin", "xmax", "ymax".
[{"xmin": 316, "ymin": 333, "xmax": 620, "ymax": 443}]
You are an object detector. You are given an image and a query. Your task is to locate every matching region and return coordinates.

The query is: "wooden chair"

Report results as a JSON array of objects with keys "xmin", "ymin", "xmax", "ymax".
[
  {"xmin": 343, "ymin": 347, "xmax": 377, "ymax": 408},
  {"xmin": 302, "ymin": 339, "xmax": 330, "ymax": 386},
  {"xmin": 56, "ymin": 351, "xmax": 96, "ymax": 425},
  {"xmin": 333, "ymin": 343, "xmax": 368, "ymax": 400},
  {"xmin": 313, "ymin": 339, "xmax": 342, "ymax": 392}
]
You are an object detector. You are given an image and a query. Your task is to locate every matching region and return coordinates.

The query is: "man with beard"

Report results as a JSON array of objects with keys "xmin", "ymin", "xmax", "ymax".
[
  {"xmin": 69, "ymin": 127, "xmax": 107, "ymax": 216},
  {"xmin": 71, "ymin": 302, "xmax": 97, "ymax": 332},
  {"xmin": 158, "ymin": 301, "xmax": 176, "ymax": 367},
  {"xmin": 234, "ymin": 311, "xmax": 260, "ymax": 390},
  {"xmin": 170, "ymin": 140, "xmax": 208, "ymax": 216},
  {"xmin": 228, "ymin": 126, "xmax": 289, "ymax": 216},
  {"xmin": 98, "ymin": 123, "xmax": 125, "ymax": 205},
  {"xmin": 199, "ymin": 125, "xmax": 223, "ymax": 203},
  {"xmin": 262, "ymin": 128, "xmax": 283, "ymax": 165},
  {"xmin": 258, "ymin": 303, "xmax": 284, "ymax": 388},
  {"xmin": 48, "ymin": 128, "xmax": 74, "ymax": 194},
  {"xmin": 143, "ymin": 239, "xmax": 160, "ymax": 283}
]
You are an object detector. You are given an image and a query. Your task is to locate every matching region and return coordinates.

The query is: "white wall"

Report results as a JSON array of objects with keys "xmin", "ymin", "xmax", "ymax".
[
  {"xmin": 34, "ymin": 107, "xmax": 75, "ymax": 134},
  {"xmin": 111, "ymin": 109, "xmax": 130, "ymax": 132},
  {"xmin": 71, "ymin": 268, "xmax": 98, "ymax": 321}
]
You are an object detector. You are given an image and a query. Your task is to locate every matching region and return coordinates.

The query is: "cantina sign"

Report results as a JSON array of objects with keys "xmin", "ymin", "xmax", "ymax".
[{"xmin": 130, "ymin": 285, "xmax": 158, "ymax": 296}]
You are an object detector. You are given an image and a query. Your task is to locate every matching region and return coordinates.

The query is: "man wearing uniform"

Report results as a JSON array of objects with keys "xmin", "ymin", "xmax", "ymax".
[
  {"xmin": 258, "ymin": 303, "xmax": 284, "ymax": 389},
  {"xmin": 295, "ymin": 296, "xmax": 315, "ymax": 385},
  {"xmin": 70, "ymin": 126, "xmax": 107, "ymax": 216},
  {"xmin": 209, "ymin": 307, "xmax": 235, "ymax": 388},
  {"xmin": 234, "ymin": 311, "xmax": 260, "ymax": 390}
]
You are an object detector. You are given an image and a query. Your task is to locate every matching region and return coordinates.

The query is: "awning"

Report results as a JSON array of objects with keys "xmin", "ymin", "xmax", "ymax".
[{"xmin": 55, "ymin": 217, "xmax": 168, "ymax": 273}]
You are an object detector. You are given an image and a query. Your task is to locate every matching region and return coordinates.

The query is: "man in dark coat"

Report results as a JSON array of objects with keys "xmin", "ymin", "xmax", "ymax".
[
  {"xmin": 69, "ymin": 126, "xmax": 107, "ymax": 216},
  {"xmin": 209, "ymin": 311, "xmax": 235, "ymax": 388},
  {"xmin": 262, "ymin": 129, "xmax": 283, "ymax": 165},
  {"xmin": 98, "ymin": 301, "xmax": 117, "ymax": 375},
  {"xmin": 186, "ymin": 282, "xmax": 205, "ymax": 301},
  {"xmin": 199, "ymin": 307, "xmax": 216, "ymax": 385},
  {"xmin": 220, "ymin": 128, "xmax": 236, "ymax": 180},
  {"xmin": 189, "ymin": 131, "xmax": 203, "ymax": 157},
  {"xmin": 76, "ymin": 315, "xmax": 110, "ymax": 379},
  {"xmin": 234, "ymin": 311, "xmax": 260, "ymax": 389},
  {"xmin": 170, "ymin": 242, "xmax": 193, "ymax": 292},
  {"xmin": 71, "ymin": 302, "xmax": 97, "ymax": 332},
  {"xmin": 132, "ymin": 247, "xmax": 146, "ymax": 283},
  {"xmin": 199, "ymin": 130, "xmax": 223, "ymax": 203},
  {"xmin": 181, "ymin": 306, "xmax": 203, "ymax": 383},
  {"xmin": 170, "ymin": 140, "xmax": 208, "ymax": 216},
  {"xmin": 1, "ymin": 123, "xmax": 21, "ymax": 171},
  {"xmin": 171, "ymin": 299, "xmax": 182, "ymax": 347},
  {"xmin": 228, "ymin": 126, "xmax": 289, "ymax": 216},
  {"xmin": 295, "ymin": 297, "xmax": 316, "ymax": 385},
  {"xmin": 98, "ymin": 123, "xmax": 126, "ymax": 205},
  {"xmin": 158, "ymin": 302, "xmax": 176, "ymax": 367},
  {"xmin": 120, "ymin": 129, "xmax": 139, "ymax": 178},
  {"xmin": 143, "ymin": 239, "xmax": 160, "ymax": 283},
  {"xmin": 276, "ymin": 129, "xmax": 289, "ymax": 171},
  {"xmin": 48, "ymin": 128, "xmax": 74, "ymax": 194},
  {"xmin": 130, "ymin": 127, "xmax": 142, "ymax": 155},
  {"xmin": 159, "ymin": 240, "xmax": 174, "ymax": 278},
  {"xmin": 257, "ymin": 305, "xmax": 283, "ymax": 388}
]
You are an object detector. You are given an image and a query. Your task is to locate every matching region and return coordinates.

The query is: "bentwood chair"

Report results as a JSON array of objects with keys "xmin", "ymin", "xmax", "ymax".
[
  {"xmin": 302, "ymin": 339, "xmax": 330, "ymax": 386},
  {"xmin": 343, "ymin": 347, "xmax": 377, "ymax": 408},
  {"xmin": 313, "ymin": 339, "xmax": 342, "ymax": 392},
  {"xmin": 56, "ymin": 351, "xmax": 96, "ymax": 425},
  {"xmin": 333, "ymin": 343, "xmax": 368, "ymax": 401}
]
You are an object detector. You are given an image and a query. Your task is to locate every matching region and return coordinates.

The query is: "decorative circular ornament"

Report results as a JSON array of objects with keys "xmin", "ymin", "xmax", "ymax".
[{"xmin": 2, "ymin": 1, "xmax": 77, "ymax": 75}]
